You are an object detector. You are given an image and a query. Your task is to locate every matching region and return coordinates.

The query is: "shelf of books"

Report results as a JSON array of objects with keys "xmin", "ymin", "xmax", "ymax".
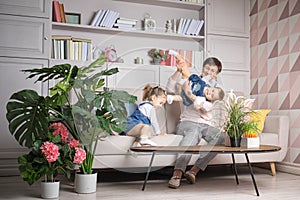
[
  {"xmin": 112, "ymin": 0, "xmax": 205, "ymax": 10},
  {"xmin": 51, "ymin": 35, "xmax": 92, "ymax": 61},
  {"xmin": 52, "ymin": 22, "xmax": 205, "ymax": 42}
]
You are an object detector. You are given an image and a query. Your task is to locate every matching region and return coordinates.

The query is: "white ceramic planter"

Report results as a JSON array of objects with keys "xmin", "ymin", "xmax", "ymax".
[
  {"xmin": 40, "ymin": 181, "xmax": 60, "ymax": 199},
  {"xmin": 75, "ymin": 172, "xmax": 97, "ymax": 193},
  {"xmin": 241, "ymin": 137, "xmax": 260, "ymax": 148}
]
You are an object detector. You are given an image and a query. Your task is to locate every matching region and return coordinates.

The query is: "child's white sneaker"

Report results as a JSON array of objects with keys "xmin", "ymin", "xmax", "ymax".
[
  {"xmin": 140, "ymin": 138, "xmax": 157, "ymax": 146},
  {"xmin": 131, "ymin": 141, "xmax": 141, "ymax": 147},
  {"xmin": 167, "ymin": 95, "xmax": 174, "ymax": 104}
]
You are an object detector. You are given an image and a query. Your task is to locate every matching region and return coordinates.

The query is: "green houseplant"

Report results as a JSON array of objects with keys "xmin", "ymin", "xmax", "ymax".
[
  {"xmin": 148, "ymin": 48, "xmax": 167, "ymax": 64},
  {"xmin": 6, "ymin": 55, "xmax": 137, "ymax": 186},
  {"xmin": 224, "ymin": 90, "xmax": 258, "ymax": 147},
  {"xmin": 16, "ymin": 121, "xmax": 86, "ymax": 186}
]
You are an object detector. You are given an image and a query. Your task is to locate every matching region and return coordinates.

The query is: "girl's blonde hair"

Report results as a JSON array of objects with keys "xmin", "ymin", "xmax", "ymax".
[{"xmin": 142, "ymin": 84, "xmax": 166, "ymax": 101}]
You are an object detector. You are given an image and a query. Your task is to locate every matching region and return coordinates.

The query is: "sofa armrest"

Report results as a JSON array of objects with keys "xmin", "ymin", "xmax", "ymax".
[{"xmin": 263, "ymin": 115, "xmax": 289, "ymax": 161}]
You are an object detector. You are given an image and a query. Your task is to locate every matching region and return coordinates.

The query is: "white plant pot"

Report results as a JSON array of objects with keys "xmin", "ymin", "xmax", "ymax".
[
  {"xmin": 241, "ymin": 137, "xmax": 260, "ymax": 148},
  {"xmin": 40, "ymin": 181, "xmax": 60, "ymax": 199},
  {"xmin": 75, "ymin": 172, "xmax": 97, "ymax": 194}
]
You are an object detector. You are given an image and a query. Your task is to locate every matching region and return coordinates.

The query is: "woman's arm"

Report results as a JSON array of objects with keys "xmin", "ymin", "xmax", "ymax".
[
  {"xmin": 166, "ymin": 70, "xmax": 181, "ymax": 94},
  {"xmin": 166, "ymin": 55, "xmax": 188, "ymax": 93}
]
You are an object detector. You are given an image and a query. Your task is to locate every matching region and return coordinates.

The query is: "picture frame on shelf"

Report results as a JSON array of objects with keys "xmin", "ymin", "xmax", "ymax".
[{"xmin": 65, "ymin": 12, "xmax": 81, "ymax": 24}]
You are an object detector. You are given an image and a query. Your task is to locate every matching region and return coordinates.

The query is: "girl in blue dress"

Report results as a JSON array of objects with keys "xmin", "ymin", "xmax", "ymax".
[{"xmin": 125, "ymin": 84, "xmax": 167, "ymax": 146}]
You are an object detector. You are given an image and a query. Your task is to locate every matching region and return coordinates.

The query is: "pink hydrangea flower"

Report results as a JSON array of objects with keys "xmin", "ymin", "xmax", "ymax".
[
  {"xmin": 50, "ymin": 122, "xmax": 69, "ymax": 142},
  {"xmin": 68, "ymin": 139, "xmax": 81, "ymax": 149},
  {"xmin": 40, "ymin": 141, "xmax": 60, "ymax": 163},
  {"xmin": 73, "ymin": 147, "xmax": 86, "ymax": 164}
]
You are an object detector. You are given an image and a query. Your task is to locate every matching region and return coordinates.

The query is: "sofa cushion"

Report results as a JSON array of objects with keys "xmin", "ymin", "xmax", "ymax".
[
  {"xmin": 165, "ymin": 102, "xmax": 181, "ymax": 134},
  {"xmin": 151, "ymin": 134, "xmax": 183, "ymax": 146},
  {"xmin": 95, "ymin": 134, "xmax": 183, "ymax": 155},
  {"xmin": 260, "ymin": 132, "xmax": 279, "ymax": 146},
  {"xmin": 95, "ymin": 136, "xmax": 135, "ymax": 155},
  {"xmin": 250, "ymin": 109, "xmax": 271, "ymax": 133}
]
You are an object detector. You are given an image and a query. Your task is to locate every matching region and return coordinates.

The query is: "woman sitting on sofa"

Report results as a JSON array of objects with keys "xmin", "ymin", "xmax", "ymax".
[{"xmin": 166, "ymin": 56, "xmax": 226, "ymax": 189}]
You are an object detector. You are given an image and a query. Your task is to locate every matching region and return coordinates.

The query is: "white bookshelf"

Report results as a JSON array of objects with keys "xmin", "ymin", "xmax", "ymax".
[
  {"xmin": 52, "ymin": 22, "xmax": 205, "ymax": 42},
  {"xmin": 113, "ymin": 0, "xmax": 205, "ymax": 10}
]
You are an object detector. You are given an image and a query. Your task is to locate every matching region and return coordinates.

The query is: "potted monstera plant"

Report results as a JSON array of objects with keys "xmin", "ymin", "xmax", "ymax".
[{"xmin": 6, "ymin": 55, "xmax": 137, "ymax": 194}]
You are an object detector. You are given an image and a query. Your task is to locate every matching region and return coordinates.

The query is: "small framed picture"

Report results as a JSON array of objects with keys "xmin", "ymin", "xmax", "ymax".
[{"xmin": 65, "ymin": 12, "xmax": 81, "ymax": 24}]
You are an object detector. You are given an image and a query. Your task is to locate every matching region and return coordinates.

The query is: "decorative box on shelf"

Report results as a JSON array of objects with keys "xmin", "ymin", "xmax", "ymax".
[{"xmin": 241, "ymin": 137, "xmax": 260, "ymax": 148}]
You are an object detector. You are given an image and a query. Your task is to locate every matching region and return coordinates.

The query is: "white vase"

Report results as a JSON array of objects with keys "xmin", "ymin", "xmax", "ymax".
[
  {"xmin": 241, "ymin": 137, "xmax": 260, "ymax": 148},
  {"xmin": 40, "ymin": 181, "xmax": 60, "ymax": 199},
  {"xmin": 75, "ymin": 172, "xmax": 97, "ymax": 193},
  {"xmin": 153, "ymin": 58, "xmax": 161, "ymax": 65}
]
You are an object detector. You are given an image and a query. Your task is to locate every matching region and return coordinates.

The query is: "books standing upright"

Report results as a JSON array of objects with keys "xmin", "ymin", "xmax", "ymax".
[
  {"xmin": 52, "ymin": 0, "xmax": 61, "ymax": 22},
  {"xmin": 59, "ymin": 3, "xmax": 66, "ymax": 23}
]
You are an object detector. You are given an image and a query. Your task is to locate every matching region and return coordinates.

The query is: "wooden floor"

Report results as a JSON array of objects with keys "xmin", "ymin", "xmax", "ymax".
[{"xmin": 0, "ymin": 165, "xmax": 299, "ymax": 200}]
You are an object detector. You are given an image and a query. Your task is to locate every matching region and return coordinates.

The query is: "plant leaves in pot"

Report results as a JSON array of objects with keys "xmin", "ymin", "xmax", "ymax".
[
  {"xmin": 6, "ymin": 54, "xmax": 137, "ymax": 194},
  {"xmin": 224, "ymin": 90, "xmax": 258, "ymax": 147}
]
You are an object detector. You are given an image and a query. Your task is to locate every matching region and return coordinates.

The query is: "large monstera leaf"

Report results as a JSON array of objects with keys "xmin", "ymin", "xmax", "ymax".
[{"xmin": 6, "ymin": 90, "xmax": 49, "ymax": 148}]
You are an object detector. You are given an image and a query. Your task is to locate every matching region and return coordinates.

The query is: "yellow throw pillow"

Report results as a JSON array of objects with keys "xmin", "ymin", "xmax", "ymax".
[{"xmin": 249, "ymin": 109, "xmax": 271, "ymax": 133}]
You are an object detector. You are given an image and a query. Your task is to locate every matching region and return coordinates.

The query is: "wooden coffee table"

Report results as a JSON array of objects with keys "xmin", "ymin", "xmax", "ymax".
[{"xmin": 130, "ymin": 145, "xmax": 281, "ymax": 196}]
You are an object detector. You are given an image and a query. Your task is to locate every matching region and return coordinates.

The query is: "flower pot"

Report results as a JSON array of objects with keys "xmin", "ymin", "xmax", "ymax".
[
  {"xmin": 241, "ymin": 137, "xmax": 260, "ymax": 148},
  {"xmin": 160, "ymin": 60, "xmax": 166, "ymax": 65},
  {"xmin": 153, "ymin": 58, "xmax": 161, "ymax": 65},
  {"xmin": 41, "ymin": 181, "xmax": 60, "ymax": 199},
  {"xmin": 230, "ymin": 136, "xmax": 241, "ymax": 147},
  {"xmin": 75, "ymin": 172, "xmax": 97, "ymax": 194}
]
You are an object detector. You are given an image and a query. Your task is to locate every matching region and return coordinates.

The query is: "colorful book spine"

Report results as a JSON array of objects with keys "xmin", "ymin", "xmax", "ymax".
[
  {"xmin": 59, "ymin": 3, "xmax": 66, "ymax": 23},
  {"xmin": 52, "ymin": 0, "xmax": 61, "ymax": 22}
]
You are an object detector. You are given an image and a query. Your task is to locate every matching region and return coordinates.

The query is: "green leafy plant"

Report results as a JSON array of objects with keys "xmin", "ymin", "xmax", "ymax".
[
  {"xmin": 148, "ymin": 48, "xmax": 167, "ymax": 60},
  {"xmin": 6, "ymin": 55, "xmax": 137, "ymax": 178},
  {"xmin": 17, "ymin": 122, "xmax": 86, "ymax": 185},
  {"xmin": 224, "ymin": 91, "xmax": 258, "ymax": 139}
]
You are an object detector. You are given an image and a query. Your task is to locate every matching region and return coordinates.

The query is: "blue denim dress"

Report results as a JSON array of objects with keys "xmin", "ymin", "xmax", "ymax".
[
  {"xmin": 124, "ymin": 102, "xmax": 152, "ymax": 134},
  {"xmin": 181, "ymin": 74, "xmax": 208, "ymax": 106}
]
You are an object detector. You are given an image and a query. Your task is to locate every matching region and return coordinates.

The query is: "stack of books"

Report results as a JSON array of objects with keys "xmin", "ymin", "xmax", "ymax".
[
  {"xmin": 90, "ymin": 9, "xmax": 120, "ymax": 28},
  {"xmin": 51, "ymin": 35, "xmax": 92, "ymax": 61},
  {"xmin": 176, "ymin": 18, "xmax": 204, "ymax": 36},
  {"xmin": 113, "ymin": 17, "xmax": 138, "ymax": 30},
  {"xmin": 165, "ymin": 49, "xmax": 203, "ymax": 70},
  {"xmin": 52, "ymin": 0, "xmax": 66, "ymax": 23}
]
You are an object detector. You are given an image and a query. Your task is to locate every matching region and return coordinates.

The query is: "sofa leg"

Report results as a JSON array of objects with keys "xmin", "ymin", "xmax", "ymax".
[{"xmin": 270, "ymin": 162, "xmax": 276, "ymax": 176}]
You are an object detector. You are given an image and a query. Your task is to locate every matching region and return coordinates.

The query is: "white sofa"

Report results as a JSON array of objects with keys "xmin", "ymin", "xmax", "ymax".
[{"xmin": 93, "ymin": 102, "xmax": 289, "ymax": 176}]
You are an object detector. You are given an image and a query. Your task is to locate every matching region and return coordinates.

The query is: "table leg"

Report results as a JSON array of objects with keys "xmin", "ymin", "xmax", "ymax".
[
  {"xmin": 245, "ymin": 153, "xmax": 259, "ymax": 196},
  {"xmin": 142, "ymin": 151, "xmax": 156, "ymax": 191},
  {"xmin": 231, "ymin": 153, "xmax": 239, "ymax": 185}
]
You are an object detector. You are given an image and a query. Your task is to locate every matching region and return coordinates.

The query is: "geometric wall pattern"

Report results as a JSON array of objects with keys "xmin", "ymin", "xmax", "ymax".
[{"xmin": 250, "ymin": 0, "xmax": 300, "ymax": 164}]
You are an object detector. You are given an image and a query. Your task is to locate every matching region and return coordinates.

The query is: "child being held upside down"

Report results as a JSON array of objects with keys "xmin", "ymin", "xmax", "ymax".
[{"xmin": 167, "ymin": 50, "xmax": 225, "ymax": 110}]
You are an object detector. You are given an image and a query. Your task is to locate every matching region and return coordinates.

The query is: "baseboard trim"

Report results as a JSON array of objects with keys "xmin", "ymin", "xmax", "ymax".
[
  {"xmin": 0, "ymin": 148, "xmax": 27, "ymax": 177},
  {"xmin": 276, "ymin": 162, "xmax": 300, "ymax": 175}
]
